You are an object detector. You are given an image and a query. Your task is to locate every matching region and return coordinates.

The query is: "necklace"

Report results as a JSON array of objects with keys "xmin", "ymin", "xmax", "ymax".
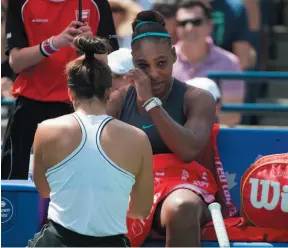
[{"xmin": 161, "ymin": 78, "xmax": 174, "ymax": 101}]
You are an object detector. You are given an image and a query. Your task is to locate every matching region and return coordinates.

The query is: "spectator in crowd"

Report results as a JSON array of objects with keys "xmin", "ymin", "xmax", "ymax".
[
  {"xmin": 186, "ymin": 77, "xmax": 221, "ymax": 122},
  {"xmin": 109, "ymin": 0, "xmax": 142, "ymax": 48},
  {"xmin": 1, "ymin": 1, "xmax": 14, "ymax": 119},
  {"xmin": 200, "ymin": 0, "xmax": 257, "ymax": 70},
  {"xmin": 108, "ymin": 48, "xmax": 134, "ymax": 91},
  {"xmin": 1, "ymin": 0, "xmax": 118, "ymax": 180},
  {"xmin": 173, "ymin": 0, "xmax": 244, "ymax": 126},
  {"xmin": 135, "ymin": 0, "xmax": 154, "ymax": 10},
  {"xmin": 1, "ymin": 2, "xmax": 14, "ymax": 81},
  {"xmin": 244, "ymin": 0, "xmax": 261, "ymax": 32},
  {"xmin": 107, "ymin": 9, "xmax": 217, "ymax": 247},
  {"xmin": 243, "ymin": 0, "xmax": 261, "ymax": 70},
  {"xmin": 29, "ymin": 36, "xmax": 153, "ymax": 247},
  {"xmin": 152, "ymin": 0, "xmax": 178, "ymax": 45},
  {"xmin": 1, "ymin": 76, "xmax": 14, "ymax": 120},
  {"xmin": 1, "ymin": 77, "xmax": 13, "ymax": 99}
]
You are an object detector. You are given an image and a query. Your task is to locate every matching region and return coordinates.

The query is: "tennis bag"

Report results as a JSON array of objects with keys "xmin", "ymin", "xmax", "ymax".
[
  {"xmin": 202, "ymin": 153, "xmax": 288, "ymax": 242},
  {"xmin": 241, "ymin": 153, "xmax": 288, "ymax": 228}
]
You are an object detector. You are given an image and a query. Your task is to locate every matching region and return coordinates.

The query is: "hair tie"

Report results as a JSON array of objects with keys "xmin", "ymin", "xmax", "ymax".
[
  {"xmin": 84, "ymin": 52, "xmax": 95, "ymax": 60},
  {"xmin": 131, "ymin": 32, "xmax": 171, "ymax": 43},
  {"xmin": 134, "ymin": 21, "xmax": 158, "ymax": 30},
  {"xmin": 68, "ymin": 75, "xmax": 93, "ymax": 89}
]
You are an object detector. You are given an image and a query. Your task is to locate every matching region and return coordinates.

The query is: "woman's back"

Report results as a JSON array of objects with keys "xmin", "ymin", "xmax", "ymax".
[{"xmin": 37, "ymin": 112, "xmax": 152, "ymax": 236}]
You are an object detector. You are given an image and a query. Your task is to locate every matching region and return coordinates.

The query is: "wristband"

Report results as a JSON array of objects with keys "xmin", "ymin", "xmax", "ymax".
[
  {"xmin": 142, "ymin": 98, "xmax": 154, "ymax": 108},
  {"xmin": 39, "ymin": 36, "xmax": 59, "ymax": 57},
  {"xmin": 142, "ymin": 97, "xmax": 162, "ymax": 112}
]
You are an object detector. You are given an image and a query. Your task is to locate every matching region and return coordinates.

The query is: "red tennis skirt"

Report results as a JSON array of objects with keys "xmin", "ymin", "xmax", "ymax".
[{"xmin": 126, "ymin": 154, "xmax": 218, "ymax": 247}]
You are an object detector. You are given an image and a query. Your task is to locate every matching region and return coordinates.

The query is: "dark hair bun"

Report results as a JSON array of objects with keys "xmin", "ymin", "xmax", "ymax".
[
  {"xmin": 73, "ymin": 36, "xmax": 110, "ymax": 58},
  {"xmin": 132, "ymin": 10, "xmax": 165, "ymax": 31},
  {"xmin": 66, "ymin": 36, "xmax": 112, "ymax": 100}
]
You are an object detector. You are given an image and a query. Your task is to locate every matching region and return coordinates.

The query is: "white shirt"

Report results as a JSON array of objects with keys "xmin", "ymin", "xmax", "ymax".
[{"xmin": 46, "ymin": 113, "xmax": 135, "ymax": 236}]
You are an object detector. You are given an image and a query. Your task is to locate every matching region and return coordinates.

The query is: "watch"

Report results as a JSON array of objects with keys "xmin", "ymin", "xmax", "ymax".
[{"xmin": 142, "ymin": 97, "xmax": 162, "ymax": 112}]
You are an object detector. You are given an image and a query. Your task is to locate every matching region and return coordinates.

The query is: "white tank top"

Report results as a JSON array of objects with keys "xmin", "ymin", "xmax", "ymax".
[{"xmin": 46, "ymin": 113, "xmax": 135, "ymax": 237}]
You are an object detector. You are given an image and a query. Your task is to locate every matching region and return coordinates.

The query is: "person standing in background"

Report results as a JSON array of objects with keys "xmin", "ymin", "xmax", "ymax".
[
  {"xmin": 1, "ymin": 1, "xmax": 15, "ymax": 132},
  {"xmin": 243, "ymin": 0, "xmax": 261, "ymax": 32},
  {"xmin": 1, "ymin": 1, "xmax": 15, "ymax": 101},
  {"xmin": 109, "ymin": 0, "xmax": 142, "ymax": 48},
  {"xmin": 243, "ymin": 0, "xmax": 261, "ymax": 69},
  {"xmin": 1, "ymin": 1, "xmax": 14, "ymax": 82},
  {"xmin": 173, "ymin": 0, "xmax": 245, "ymax": 126},
  {"xmin": 200, "ymin": 0, "xmax": 257, "ymax": 70},
  {"xmin": 1, "ymin": 0, "xmax": 118, "ymax": 180}
]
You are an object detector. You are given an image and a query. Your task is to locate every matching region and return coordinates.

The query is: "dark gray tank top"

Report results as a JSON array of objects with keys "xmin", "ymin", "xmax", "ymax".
[{"xmin": 120, "ymin": 79, "xmax": 187, "ymax": 154}]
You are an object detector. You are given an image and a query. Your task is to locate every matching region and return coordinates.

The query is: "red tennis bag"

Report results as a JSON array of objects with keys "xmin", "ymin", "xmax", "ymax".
[
  {"xmin": 241, "ymin": 153, "xmax": 288, "ymax": 229},
  {"xmin": 202, "ymin": 153, "xmax": 288, "ymax": 242}
]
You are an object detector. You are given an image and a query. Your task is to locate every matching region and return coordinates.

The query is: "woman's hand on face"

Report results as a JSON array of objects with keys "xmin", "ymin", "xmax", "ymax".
[{"xmin": 125, "ymin": 68, "xmax": 153, "ymax": 102}]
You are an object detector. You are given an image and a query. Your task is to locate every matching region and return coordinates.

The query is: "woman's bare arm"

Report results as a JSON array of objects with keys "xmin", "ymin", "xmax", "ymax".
[
  {"xmin": 32, "ymin": 124, "xmax": 51, "ymax": 198},
  {"xmin": 106, "ymin": 86, "xmax": 129, "ymax": 118},
  {"xmin": 127, "ymin": 131, "xmax": 154, "ymax": 219},
  {"xmin": 147, "ymin": 87, "xmax": 216, "ymax": 162}
]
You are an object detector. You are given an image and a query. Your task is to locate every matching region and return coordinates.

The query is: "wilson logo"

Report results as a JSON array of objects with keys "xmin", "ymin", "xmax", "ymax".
[
  {"xmin": 241, "ymin": 156, "xmax": 288, "ymax": 228},
  {"xmin": 249, "ymin": 178, "xmax": 288, "ymax": 212},
  {"xmin": 271, "ymin": 167, "xmax": 288, "ymax": 179}
]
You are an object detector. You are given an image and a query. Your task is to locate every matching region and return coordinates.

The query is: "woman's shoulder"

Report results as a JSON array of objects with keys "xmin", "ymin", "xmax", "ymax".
[
  {"xmin": 107, "ymin": 85, "xmax": 132, "ymax": 118},
  {"xmin": 184, "ymin": 84, "xmax": 215, "ymax": 102},
  {"xmin": 183, "ymin": 84, "xmax": 216, "ymax": 115},
  {"xmin": 36, "ymin": 114, "xmax": 75, "ymax": 143},
  {"xmin": 108, "ymin": 117, "xmax": 149, "ymax": 142},
  {"xmin": 40, "ymin": 114, "xmax": 75, "ymax": 128},
  {"xmin": 103, "ymin": 117, "xmax": 151, "ymax": 158},
  {"xmin": 33, "ymin": 115, "xmax": 77, "ymax": 162}
]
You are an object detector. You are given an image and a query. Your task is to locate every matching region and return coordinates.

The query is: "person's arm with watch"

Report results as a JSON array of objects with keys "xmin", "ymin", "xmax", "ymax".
[{"xmin": 125, "ymin": 68, "xmax": 216, "ymax": 163}]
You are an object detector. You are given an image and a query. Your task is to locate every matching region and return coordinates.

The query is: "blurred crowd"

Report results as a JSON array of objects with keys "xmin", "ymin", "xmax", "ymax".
[{"xmin": 0, "ymin": 0, "xmax": 285, "ymax": 126}]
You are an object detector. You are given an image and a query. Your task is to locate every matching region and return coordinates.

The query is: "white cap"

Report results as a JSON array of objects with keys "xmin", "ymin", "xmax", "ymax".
[
  {"xmin": 186, "ymin": 77, "xmax": 221, "ymax": 101},
  {"xmin": 108, "ymin": 48, "xmax": 134, "ymax": 75}
]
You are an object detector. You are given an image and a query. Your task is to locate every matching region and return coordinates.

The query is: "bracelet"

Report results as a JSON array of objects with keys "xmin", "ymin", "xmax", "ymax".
[
  {"xmin": 142, "ymin": 97, "xmax": 154, "ymax": 108},
  {"xmin": 39, "ymin": 36, "xmax": 59, "ymax": 57}
]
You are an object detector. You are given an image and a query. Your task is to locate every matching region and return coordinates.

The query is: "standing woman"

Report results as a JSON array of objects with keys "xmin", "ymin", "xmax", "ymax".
[
  {"xmin": 107, "ymin": 10, "xmax": 217, "ymax": 247},
  {"xmin": 29, "ymin": 36, "xmax": 153, "ymax": 247}
]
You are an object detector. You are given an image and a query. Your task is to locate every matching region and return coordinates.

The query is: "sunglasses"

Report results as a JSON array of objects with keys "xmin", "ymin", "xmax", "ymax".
[{"xmin": 177, "ymin": 18, "xmax": 205, "ymax": 27}]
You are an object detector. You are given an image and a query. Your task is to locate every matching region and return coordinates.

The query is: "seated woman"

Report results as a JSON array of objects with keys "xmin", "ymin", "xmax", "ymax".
[
  {"xmin": 107, "ymin": 10, "xmax": 217, "ymax": 247},
  {"xmin": 30, "ymin": 36, "xmax": 154, "ymax": 247}
]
